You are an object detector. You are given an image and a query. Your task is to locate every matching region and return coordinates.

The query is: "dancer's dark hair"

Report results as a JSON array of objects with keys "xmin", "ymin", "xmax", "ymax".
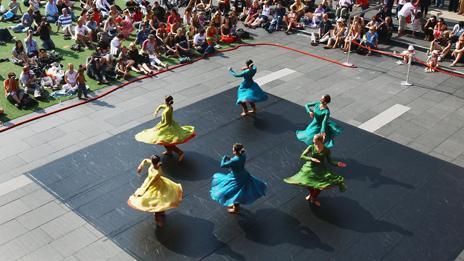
[
  {"xmin": 246, "ymin": 60, "xmax": 254, "ymax": 67},
  {"xmin": 165, "ymin": 95, "xmax": 174, "ymax": 105},
  {"xmin": 151, "ymin": 155, "xmax": 161, "ymax": 165},
  {"xmin": 233, "ymin": 143, "xmax": 245, "ymax": 155},
  {"xmin": 322, "ymin": 94, "xmax": 331, "ymax": 104}
]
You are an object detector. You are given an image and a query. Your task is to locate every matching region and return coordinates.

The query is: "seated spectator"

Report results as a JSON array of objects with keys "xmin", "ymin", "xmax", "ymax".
[
  {"xmin": 19, "ymin": 65, "xmax": 42, "ymax": 98},
  {"xmin": 364, "ymin": 26, "xmax": 378, "ymax": 55},
  {"xmin": 250, "ymin": 1, "xmax": 271, "ymax": 29},
  {"xmin": 451, "ymin": 34, "xmax": 464, "ymax": 67},
  {"xmin": 11, "ymin": 39, "xmax": 29, "ymax": 65},
  {"xmin": 96, "ymin": 0, "xmax": 110, "ymax": 16},
  {"xmin": 193, "ymin": 28, "xmax": 214, "ymax": 55},
  {"xmin": 119, "ymin": 10, "xmax": 134, "ymax": 38},
  {"xmin": 37, "ymin": 48, "xmax": 53, "ymax": 66},
  {"xmin": 317, "ymin": 13, "xmax": 332, "ymax": 44},
  {"xmin": 28, "ymin": 0, "xmax": 40, "ymax": 12},
  {"xmin": 429, "ymin": 32, "xmax": 451, "ymax": 61},
  {"xmin": 285, "ymin": 5, "xmax": 304, "ymax": 34},
  {"xmin": 335, "ymin": 0, "xmax": 352, "ymax": 20},
  {"xmin": 220, "ymin": 15, "xmax": 237, "ymax": 43},
  {"xmin": 104, "ymin": 16, "xmax": 118, "ymax": 37},
  {"xmin": 110, "ymin": 33, "xmax": 123, "ymax": 56},
  {"xmin": 218, "ymin": 0, "xmax": 230, "ymax": 14},
  {"xmin": 423, "ymin": 15, "xmax": 437, "ymax": 41},
  {"xmin": 396, "ymin": 44, "xmax": 415, "ymax": 65},
  {"xmin": 205, "ymin": 21, "xmax": 219, "ymax": 48},
  {"xmin": 125, "ymin": 0, "xmax": 138, "ymax": 13},
  {"xmin": 10, "ymin": 6, "xmax": 33, "ymax": 33},
  {"xmin": 86, "ymin": 55, "xmax": 109, "ymax": 84},
  {"xmin": 75, "ymin": 18, "xmax": 93, "ymax": 48},
  {"xmin": 58, "ymin": 8, "xmax": 73, "ymax": 39},
  {"xmin": 243, "ymin": 0, "xmax": 259, "ymax": 27},
  {"xmin": 128, "ymin": 42, "xmax": 155, "ymax": 75},
  {"xmin": 76, "ymin": 65, "xmax": 88, "ymax": 99},
  {"xmin": 114, "ymin": 57, "xmax": 131, "ymax": 79},
  {"xmin": 266, "ymin": 1, "xmax": 285, "ymax": 33},
  {"xmin": 24, "ymin": 30, "xmax": 38, "ymax": 57},
  {"xmin": 152, "ymin": 1, "xmax": 166, "ymax": 22},
  {"xmin": 142, "ymin": 34, "xmax": 167, "ymax": 69},
  {"xmin": 136, "ymin": 21, "xmax": 150, "ymax": 45},
  {"xmin": 45, "ymin": 0, "xmax": 58, "ymax": 22},
  {"xmin": 425, "ymin": 49, "xmax": 439, "ymax": 72},
  {"xmin": 132, "ymin": 7, "xmax": 143, "ymax": 28},
  {"xmin": 164, "ymin": 32, "xmax": 178, "ymax": 56},
  {"xmin": 4, "ymin": 72, "xmax": 25, "ymax": 108},
  {"xmin": 450, "ymin": 21, "xmax": 464, "ymax": 43},
  {"xmin": 156, "ymin": 22, "xmax": 168, "ymax": 41},
  {"xmin": 210, "ymin": 10, "xmax": 222, "ymax": 28},
  {"xmin": 342, "ymin": 16, "xmax": 363, "ymax": 52},
  {"xmin": 433, "ymin": 18, "xmax": 448, "ymax": 40},
  {"xmin": 290, "ymin": 0, "xmax": 305, "ymax": 19},
  {"xmin": 36, "ymin": 17, "xmax": 55, "ymax": 50},
  {"xmin": 324, "ymin": 18, "xmax": 346, "ymax": 49},
  {"xmin": 174, "ymin": 27, "xmax": 192, "ymax": 57},
  {"xmin": 117, "ymin": 45, "xmax": 135, "ymax": 71},
  {"xmin": 167, "ymin": 8, "xmax": 181, "ymax": 33},
  {"xmin": 1, "ymin": 0, "xmax": 22, "ymax": 22},
  {"xmin": 88, "ymin": 7, "xmax": 102, "ymax": 31},
  {"xmin": 63, "ymin": 63, "xmax": 79, "ymax": 93}
]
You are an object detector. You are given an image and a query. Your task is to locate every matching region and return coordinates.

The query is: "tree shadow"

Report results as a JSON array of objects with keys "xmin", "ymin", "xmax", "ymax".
[
  {"xmin": 311, "ymin": 196, "xmax": 413, "ymax": 236},
  {"xmin": 161, "ymin": 151, "xmax": 219, "ymax": 181},
  {"xmin": 237, "ymin": 208, "xmax": 334, "ymax": 252},
  {"xmin": 155, "ymin": 212, "xmax": 245, "ymax": 260},
  {"xmin": 342, "ymin": 159, "xmax": 414, "ymax": 189},
  {"xmin": 251, "ymin": 111, "xmax": 302, "ymax": 135}
]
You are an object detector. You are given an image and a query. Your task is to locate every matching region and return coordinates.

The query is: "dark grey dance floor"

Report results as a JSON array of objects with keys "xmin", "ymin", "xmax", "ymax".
[{"xmin": 27, "ymin": 89, "xmax": 464, "ymax": 260}]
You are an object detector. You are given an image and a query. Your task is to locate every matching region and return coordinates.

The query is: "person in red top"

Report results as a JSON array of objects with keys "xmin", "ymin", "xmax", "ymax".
[
  {"xmin": 4, "ymin": 72, "xmax": 25, "ymax": 108},
  {"xmin": 167, "ymin": 9, "xmax": 181, "ymax": 33}
]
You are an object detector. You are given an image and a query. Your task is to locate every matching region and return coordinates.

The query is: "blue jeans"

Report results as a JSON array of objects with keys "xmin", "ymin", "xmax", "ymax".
[
  {"xmin": 435, "ymin": 0, "xmax": 444, "ymax": 7},
  {"xmin": 46, "ymin": 15, "xmax": 57, "ymax": 23}
]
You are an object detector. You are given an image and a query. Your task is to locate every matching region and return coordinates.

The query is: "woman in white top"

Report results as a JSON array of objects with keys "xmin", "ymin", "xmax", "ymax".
[{"xmin": 250, "ymin": 1, "xmax": 271, "ymax": 28}]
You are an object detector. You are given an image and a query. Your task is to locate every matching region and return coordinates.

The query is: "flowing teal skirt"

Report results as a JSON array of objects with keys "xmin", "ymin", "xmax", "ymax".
[
  {"xmin": 236, "ymin": 82, "xmax": 268, "ymax": 104},
  {"xmin": 296, "ymin": 120, "xmax": 341, "ymax": 148}
]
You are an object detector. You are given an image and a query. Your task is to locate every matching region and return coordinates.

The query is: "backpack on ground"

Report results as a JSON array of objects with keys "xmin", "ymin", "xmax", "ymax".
[
  {"xmin": 236, "ymin": 28, "xmax": 250, "ymax": 39},
  {"xmin": 0, "ymin": 28, "xmax": 13, "ymax": 43}
]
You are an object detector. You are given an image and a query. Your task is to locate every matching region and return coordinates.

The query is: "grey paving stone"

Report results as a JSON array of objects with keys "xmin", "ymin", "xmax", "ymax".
[
  {"xmin": 23, "ymin": 128, "xmax": 66, "ymax": 147},
  {"xmin": 0, "ymin": 140, "xmax": 31, "ymax": 162},
  {"xmin": 0, "ymin": 228, "xmax": 52, "ymax": 260},
  {"xmin": 452, "ymin": 154, "xmax": 464, "ymax": 168},
  {"xmin": 388, "ymin": 132, "xmax": 413, "ymax": 146},
  {"xmin": 26, "ymin": 115, "xmax": 67, "ymax": 133},
  {"xmin": 0, "ymin": 182, "xmax": 40, "ymax": 207},
  {"xmin": 429, "ymin": 151, "xmax": 455, "ymax": 162},
  {"xmin": 433, "ymin": 138, "xmax": 464, "ymax": 160},
  {"xmin": 0, "ymin": 219, "xmax": 28, "ymax": 245},
  {"xmin": 0, "ymin": 199, "xmax": 32, "ymax": 224},
  {"xmin": 0, "ymin": 155, "xmax": 27, "ymax": 173},
  {"xmin": 47, "ymin": 131, "xmax": 89, "ymax": 151},
  {"xmin": 50, "ymin": 225, "xmax": 99, "ymax": 257},
  {"xmin": 17, "ymin": 201, "xmax": 67, "ymax": 230},
  {"xmin": 105, "ymin": 109, "xmax": 146, "ymax": 127},
  {"xmin": 61, "ymin": 256, "xmax": 80, "ymax": 261},
  {"xmin": 19, "ymin": 186, "xmax": 56, "ymax": 209},
  {"xmin": 18, "ymin": 244, "xmax": 64, "ymax": 261},
  {"xmin": 57, "ymin": 118, "xmax": 113, "ymax": 139},
  {"xmin": 18, "ymin": 142, "xmax": 59, "ymax": 164},
  {"xmin": 40, "ymin": 211, "xmax": 87, "ymax": 240},
  {"xmin": 408, "ymin": 141, "xmax": 433, "ymax": 154},
  {"xmin": 57, "ymin": 105, "xmax": 98, "ymax": 122},
  {"xmin": 74, "ymin": 238, "xmax": 129, "ymax": 261}
]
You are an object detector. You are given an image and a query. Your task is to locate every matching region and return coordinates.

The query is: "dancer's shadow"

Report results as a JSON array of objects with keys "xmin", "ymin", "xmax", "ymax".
[
  {"xmin": 155, "ymin": 213, "xmax": 245, "ymax": 260},
  {"xmin": 237, "ymin": 208, "xmax": 334, "ymax": 252},
  {"xmin": 89, "ymin": 99, "xmax": 116, "ymax": 108},
  {"xmin": 341, "ymin": 159, "xmax": 414, "ymax": 189},
  {"xmin": 251, "ymin": 111, "xmax": 303, "ymax": 135},
  {"xmin": 162, "ymin": 151, "xmax": 219, "ymax": 181},
  {"xmin": 311, "ymin": 196, "xmax": 413, "ymax": 235}
]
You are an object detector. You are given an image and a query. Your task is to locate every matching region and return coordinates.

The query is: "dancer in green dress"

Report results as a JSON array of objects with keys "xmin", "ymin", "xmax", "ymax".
[{"xmin": 284, "ymin": 134, "xmax": 347, "ymax": 206}]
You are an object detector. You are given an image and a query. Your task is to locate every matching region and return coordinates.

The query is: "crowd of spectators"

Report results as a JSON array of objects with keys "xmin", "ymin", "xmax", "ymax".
[{"xmin": 0, "ymin": 0, "xmax": 463, "ymax": 112}]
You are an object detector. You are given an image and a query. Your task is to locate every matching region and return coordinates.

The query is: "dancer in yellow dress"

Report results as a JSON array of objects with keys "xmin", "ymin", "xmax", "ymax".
[
  {"xmin": 127, "ymin": 155, "xmax": 183, "ymax": 227},
  {"xmin": 135, "ymin": 95, "xmax": 196, "ymax": 162}
]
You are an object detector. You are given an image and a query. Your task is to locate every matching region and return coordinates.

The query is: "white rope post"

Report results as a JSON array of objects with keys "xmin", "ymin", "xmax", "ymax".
[
  {"xmin": 401, "ymin": 54, "xmax": 413, "ymax": 86},
  {"xmin": 343, "ymin": 35, "xmax": 354, "ymax": 67}
]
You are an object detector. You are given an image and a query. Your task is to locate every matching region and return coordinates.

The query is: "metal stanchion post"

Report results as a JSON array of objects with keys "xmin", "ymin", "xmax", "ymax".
[
  {"xmin": 342, "ymin": 35, "xmax": 355, "ymax": 67},
  {"xmin": 401, "ymin": 54, "xmax": 414, "ymax": 86}
]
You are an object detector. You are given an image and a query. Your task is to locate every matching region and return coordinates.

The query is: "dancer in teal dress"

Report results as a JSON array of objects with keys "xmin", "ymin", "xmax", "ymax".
[
  {"xmin": 210, "ymin": 143, "xmax": 267, "ymax": 214},
  {"xmin": 285, "ymin": 134, "xmax": 347, "ymax": 206},
  {"xmin": 229, "ymin": 59, "xmax": 268, "ymax": 117},
  {"xmin": 296, "ymin": 94, "xmax": 341, "ymax": 148}
]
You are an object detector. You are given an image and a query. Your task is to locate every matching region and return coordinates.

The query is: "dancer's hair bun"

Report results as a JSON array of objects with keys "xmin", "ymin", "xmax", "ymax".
[
  {"xmin": 246, "ymin": 59, "xmax": 254, "ymax": 67},
  {"xmin": 151, "ymin": 155, "xmax": 161, "ymax": 165},
  {"xmin": 165, "ymin": 95, "xmax": 174, "ymax": 105},
  {"xmin": 233, "ymin": 143, "xmax": 245, "ymax": 155}
]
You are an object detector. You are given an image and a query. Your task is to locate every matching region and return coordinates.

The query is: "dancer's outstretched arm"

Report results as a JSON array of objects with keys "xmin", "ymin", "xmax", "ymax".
[{"xmin": 228, "ymin": 67, "xmax": 249, "ymax": 77}]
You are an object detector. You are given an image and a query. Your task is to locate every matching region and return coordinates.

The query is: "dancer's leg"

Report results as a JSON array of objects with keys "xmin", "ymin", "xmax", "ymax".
[
  {"xmin": 249, "ymin": 102, "xmax": 257, "ymax": 113},
  {"xmin": 154, "ymin": 212, "xmax": 165, "ymax": 227},
  {"xmin": 163, "ymin": 146, "xmax": 173, "ymax": 155},
  {"xmin": 239, "ymin": 102, "xmax": 248, "ymax": 116},
  {"xmin": 309, "ymin": 188, "xmax": 321, "ymax": 206},
  {"xmin": 171, "ymin": 146, "xmax": 185, "ymax": 162}
]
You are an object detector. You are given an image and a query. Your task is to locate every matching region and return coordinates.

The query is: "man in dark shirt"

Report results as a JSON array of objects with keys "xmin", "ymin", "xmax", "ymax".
[
  {"xmin": 318, "ymin": 13, "xmax": 332, "ymax": 44},
  {"xmin": 152, "ymin": 1, "xmax": 166, "ymax": 22},
  {"xmin": 126, "ymin": 0, "xmax": 139, "ymax": 13}
]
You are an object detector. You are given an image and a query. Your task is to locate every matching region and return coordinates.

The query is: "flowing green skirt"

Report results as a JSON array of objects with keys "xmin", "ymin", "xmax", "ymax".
[{"xmin": 284, "ymin": 162, "xmax": 346, "ymax": 191}]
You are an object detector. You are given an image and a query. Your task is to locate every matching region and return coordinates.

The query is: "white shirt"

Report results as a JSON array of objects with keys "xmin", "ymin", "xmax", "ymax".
[
  {"xmin": 193, "ymin": 33, "xmax": 205, "ymax": 46},
  {"xmin": 261, "ymin": 5, "xmax": 271, "ymax": 17},
  {"xmin": 74, "ymin": 24, "xmax": 89, "ymax": 37},
  {"xmin": 398, "ymin": 2, "xmax": 414, "ymax": 17},
  {"xmin": 110, "ymin": 37, "xmax": 121, "ymax": 55},
  {"xmin": 65, "ymin": 70, "xmax": 78, "ymax": 85}
]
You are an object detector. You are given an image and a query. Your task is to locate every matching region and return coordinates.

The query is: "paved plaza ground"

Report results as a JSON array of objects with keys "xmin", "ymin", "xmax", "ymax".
[{"xmin": 1, "ymin": 31, "xmax": 464, "ymax": 260}]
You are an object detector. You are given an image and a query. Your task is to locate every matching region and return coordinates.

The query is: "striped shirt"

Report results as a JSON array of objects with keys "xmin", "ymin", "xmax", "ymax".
[{"xmin": 58, "ymin": 14, "xmax": 72, "ymax": 26}]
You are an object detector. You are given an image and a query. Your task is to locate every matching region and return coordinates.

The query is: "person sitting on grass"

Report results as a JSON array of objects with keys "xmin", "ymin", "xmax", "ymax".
[
  {"xmin": 45, "ymin": 0, "xmax": 58, "ymax": 23},
  {"xmin": 205, "ymin": 21, "xmax": 219, "ymax": 50},
  {"xmin": 128, "ymin": 42, "xmax": 156, "ymax": 75},
  {"xmin": 11, "ymin": 39, "xmax": 30, "ymax": 65},
  {"xmin": 63, "ymin": 63, "xmax": 79, "ymax": 93},
  {"xmin": 57, "ymin": 8, "xmax": 73, "ymax": 40},
  {"xmin": 1, "ymin": 0, "xmax": 22, "ymax": 22},
  {"xmin": 115, "ymin": 57, "xmax": 131, "ymax": 79},
  {"xmin": 19, "ymin": 65, "xmax": 42, "ymax": 98},
  {"xmin": 10, "ymin": 6, "xmax": 33, "ymax": 33},
  {"xmin": 142, "ymin": 34, "xmax": 168, "ymax": 69},
  {"xmin": 110, "ymin": 33, "xmax": 124, "ymax": 56},
  {"xmin": 4, "ymin": 72, "xmax": 25, "ymax": 109},
  {"xmin": 75, "ymin": 18, "xmax": 93, "ymax": 49},
  {"xmin": 86, "ymin": 55, "xmax": 109, "ymax": 84},
  {"xmin": 136, "ymin": 21, "xmax": 150, "ymax": 45},
  {"xmin": 174, "ymin": 27, "xmax": 192, "ymax": 57},
  {"xmin": 117, "ymin": 46, "xmax": 136, "ymax": 74},
  {"xmin": 24, "ymin": 30, "xmax": 38, "ymax": 57},
  {"xmin": 35, "ymin": 17, "xmax": 55, "ymax": 50},
  {"xmin": 220, "ymin": 15, "xmax": 237, "ymax": 43}
]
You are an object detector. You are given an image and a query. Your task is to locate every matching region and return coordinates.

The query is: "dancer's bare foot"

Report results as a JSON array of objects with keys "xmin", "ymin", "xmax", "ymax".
[
  {"xmin": 227, "ymin": 205, "xmax": 240, "ymax": 214},
  {"xmin": 178, "ymin": 152, "xmax": 185, "ymax": 162},
  {"xmin": 248, "ymin": 110, "xmax": 256, "ymax": 114},
  {"xmin": 240, "ymin": 111, "xmax": 248, "ymax": 117},
  {"xmin": 154, "ymin": 214, "xmax": 165, "ymax": 227},
  {"xmin": 162, "ymin": 151, "xmax": 172, "ymax": 155},
  {"xmin": 305, "ymin": 195, "xmax": 311, "ymax": 201},
  {"xmin": 310, "ymin": 198, "xmax": 321, "ymax": 207}
]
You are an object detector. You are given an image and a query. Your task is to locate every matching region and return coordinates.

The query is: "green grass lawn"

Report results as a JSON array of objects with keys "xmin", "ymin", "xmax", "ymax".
[{"xmin": 0, "ymin": 1, "xmax": 248, "ymax": 123}]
